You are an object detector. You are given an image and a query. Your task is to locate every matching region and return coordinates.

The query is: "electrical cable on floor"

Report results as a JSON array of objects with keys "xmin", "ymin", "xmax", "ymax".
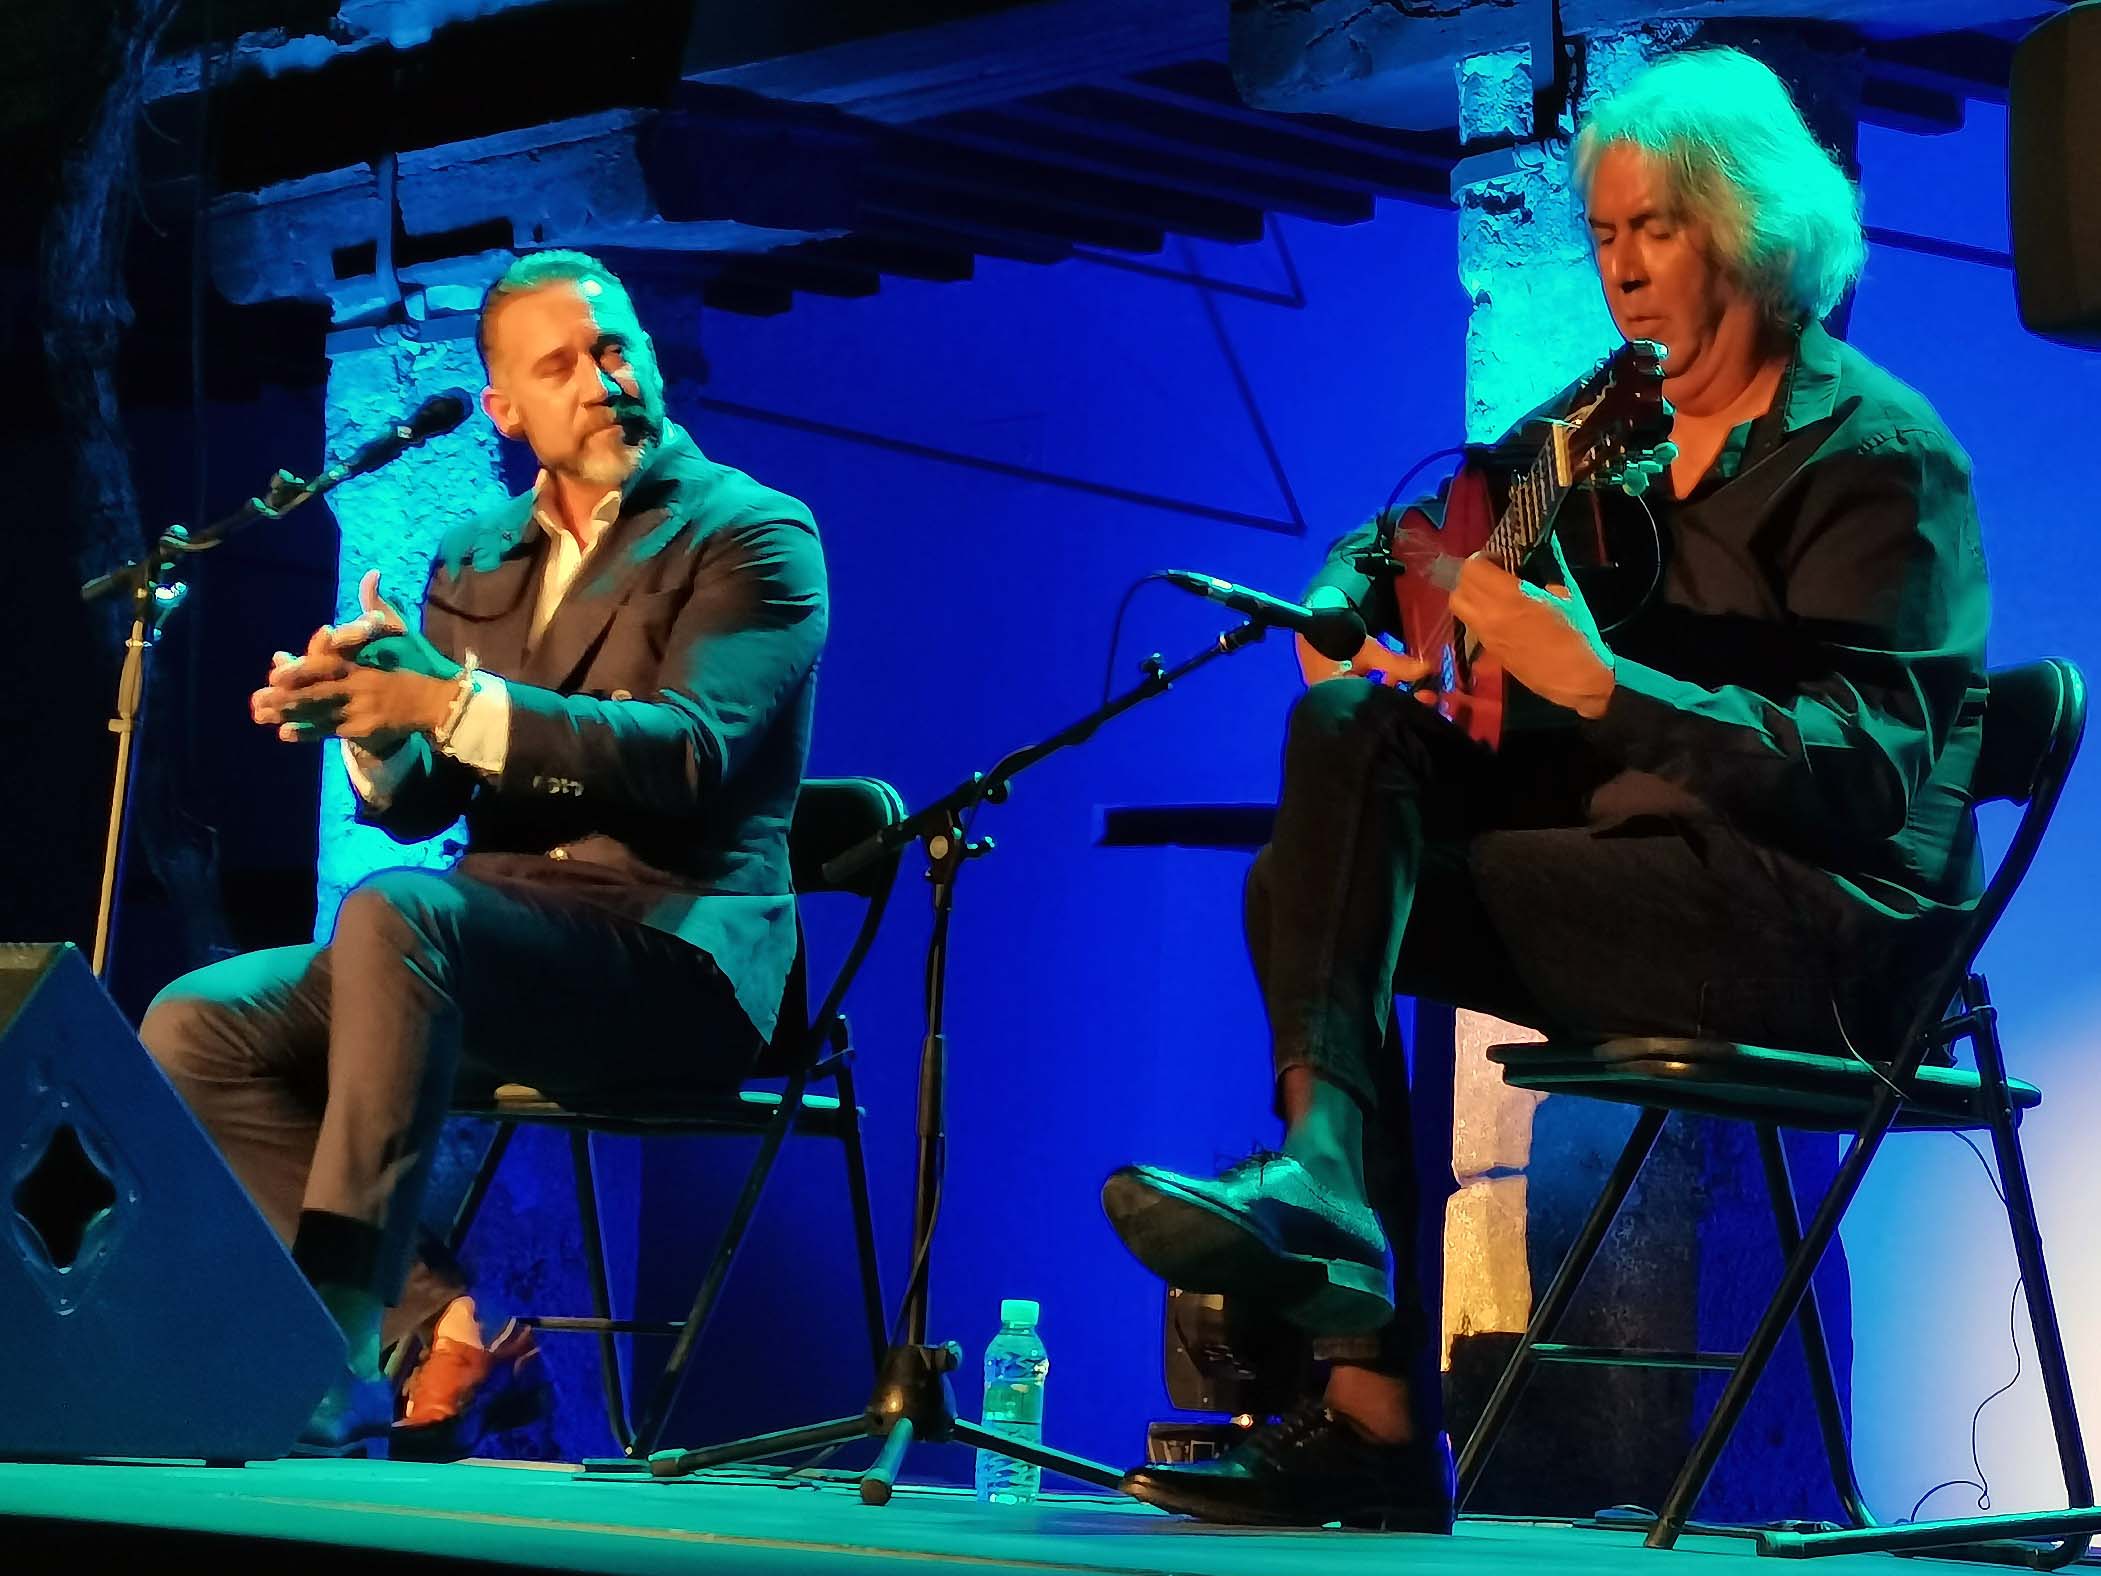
[
  {"xmin": 1903, "ymin": 1272, "xmax": 2026, "ymax": 1523},
  {"xmin": 1831, "ymin": 998, "xmax": 2028, "ymax": 1524}
]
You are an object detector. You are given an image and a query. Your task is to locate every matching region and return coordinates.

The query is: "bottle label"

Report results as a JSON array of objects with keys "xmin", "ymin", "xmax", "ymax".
[{"xmin": 984, "ymin": 1381, "xmax": 1043, "ymax": 1427}]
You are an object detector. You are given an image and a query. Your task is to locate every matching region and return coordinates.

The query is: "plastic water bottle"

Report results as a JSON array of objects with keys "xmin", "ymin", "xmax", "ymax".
[{"xmin": 974, "ymin": 1298, "xmax": 1049, "ymax": 1505}]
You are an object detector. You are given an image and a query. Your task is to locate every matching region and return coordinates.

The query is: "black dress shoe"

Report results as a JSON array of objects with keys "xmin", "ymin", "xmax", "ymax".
[
  {"xmin": 1122, "ymin": 1404, "xmax": 1455, "ymax": 1531},
  {"xmin": 1101, "ymin": 1151, "xmax": 1393, "ymax": 1333}
]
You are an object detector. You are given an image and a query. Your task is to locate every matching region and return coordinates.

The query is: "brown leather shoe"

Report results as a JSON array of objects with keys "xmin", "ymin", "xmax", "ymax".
[{"xmin": 391, "ymin": 1319, "xmax": 550, "ymax": 1460}]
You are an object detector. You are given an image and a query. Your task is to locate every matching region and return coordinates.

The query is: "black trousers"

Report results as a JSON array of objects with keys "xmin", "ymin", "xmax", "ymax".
[
  {"xmin": 1247, "ymin": 678, "xmax": 1933, "ymax": 1374},
  {"xmin": 141, "ymin": 863, "xmax": 762, "ymax": 1346}
]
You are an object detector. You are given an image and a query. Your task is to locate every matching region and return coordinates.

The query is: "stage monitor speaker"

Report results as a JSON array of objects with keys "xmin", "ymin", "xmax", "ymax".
[
  {"xmin": 2011, "ymin": 1, "xmax": 2101, "ymax": 347},
  {"xmin": 1, "ymin": 943, "xmax": 343, "ymax": 1461}
]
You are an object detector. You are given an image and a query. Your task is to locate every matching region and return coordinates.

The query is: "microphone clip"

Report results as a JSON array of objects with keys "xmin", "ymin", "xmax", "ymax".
[{"xmin": 1346, "ymin": 547, "xmax": 1407, "ymax": 577}]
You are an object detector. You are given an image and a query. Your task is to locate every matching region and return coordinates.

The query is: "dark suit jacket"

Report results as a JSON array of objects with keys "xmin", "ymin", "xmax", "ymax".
[
  {"xmin": 356, "ymin": 423, "xmax": 826, "ymax": 1042},
  {"xmin": 1309, "ymin": 322, "xmax": 1991, "ymax": 921}
]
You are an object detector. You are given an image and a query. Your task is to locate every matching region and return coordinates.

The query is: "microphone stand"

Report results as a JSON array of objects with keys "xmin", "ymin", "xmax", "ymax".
[
  {"xmin": 629, "ymin": 617, "xmax": 1271, "ymax": 1504},
  {"xmin": 79, "ymin": 460, "xmax": 360, "ymax": 983}
]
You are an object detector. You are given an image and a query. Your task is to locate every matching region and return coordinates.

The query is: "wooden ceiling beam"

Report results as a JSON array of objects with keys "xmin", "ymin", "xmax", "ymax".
[{"xmin": 931, "ymin": 108, "xmax": 1376, "ymax": 227}]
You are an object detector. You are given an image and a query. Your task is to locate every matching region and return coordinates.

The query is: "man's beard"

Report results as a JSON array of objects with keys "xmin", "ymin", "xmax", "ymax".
[{"xmin": 570, "ymin": 427, "xmax": 649, "ymax": 489}]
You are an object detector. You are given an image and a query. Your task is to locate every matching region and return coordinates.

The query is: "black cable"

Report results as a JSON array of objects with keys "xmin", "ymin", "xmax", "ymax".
[
  {"xmin": 886, "ymin": 578, "xmax": 1178, "ymax": 1350},
  {"xmin": 1096, "ymin": 450, "xmax": 1470, "ymax": 708},
  {"xmin": 1827, "ymin": 1000, "xmax": 2026, "ymax": 1526},
  {"xmin": 1903, "ymin": 1274, "xmax": 2027, "ymax": 1523},
  {"xmin": 1383, "ymin": 445, "xmax": 1469, "ymax": 513},
  {"xmin": 1950, "ymin": 1128, "xmax": 2010, "ymax": 1208},
  {"xmin": 885, "ymin": 825, "xmax": 961, "ymax": 1351},
  {"xmin": 1100, "ymin": 572, "xmax": 1174, "ymax": 706},
  {"xmin": 880, "ymin": 731, "xmax": 1029, "ymax": 1348},
  {"xmin": 886, "ymin": 1153, "xmax": 940, "ymax": 1351},
  {"xmin": 1619, "ymin": 483, "xmax": 1666, "ymax": 629}
]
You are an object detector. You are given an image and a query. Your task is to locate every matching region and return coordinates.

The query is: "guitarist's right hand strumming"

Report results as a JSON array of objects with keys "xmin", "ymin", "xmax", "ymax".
[{"xmin": 1294, "ymin": 585, "xmax": 1438, "ymax": 694}]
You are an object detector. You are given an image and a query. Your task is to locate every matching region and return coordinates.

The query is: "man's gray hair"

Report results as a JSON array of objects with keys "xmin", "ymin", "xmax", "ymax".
[{"xmin": 1572, "ymin": 48, "xmax": 1867, "ymax": 324}]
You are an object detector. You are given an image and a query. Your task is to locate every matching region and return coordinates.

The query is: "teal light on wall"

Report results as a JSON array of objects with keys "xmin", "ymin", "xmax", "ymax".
[{"xmin": 315, "ymin": 318, "xmax": 507, "ymax": 938}]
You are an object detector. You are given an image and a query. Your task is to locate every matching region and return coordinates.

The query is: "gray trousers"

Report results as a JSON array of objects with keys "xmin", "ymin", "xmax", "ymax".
[{"xmin": 140, "ymin": 864, "xmax": 761, "ymax": 1346}]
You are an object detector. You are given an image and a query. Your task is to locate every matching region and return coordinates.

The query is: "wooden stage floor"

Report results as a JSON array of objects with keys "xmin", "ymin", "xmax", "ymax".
[{"xmin": 0, "ymin": 1455, "xmax": 2034, "ymax": 1575}]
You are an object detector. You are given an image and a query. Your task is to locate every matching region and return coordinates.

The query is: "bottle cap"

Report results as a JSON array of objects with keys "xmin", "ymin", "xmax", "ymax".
[{"xmin": 1000, "ymin": 1298, "xmax": 1039, "ymax": 1326}]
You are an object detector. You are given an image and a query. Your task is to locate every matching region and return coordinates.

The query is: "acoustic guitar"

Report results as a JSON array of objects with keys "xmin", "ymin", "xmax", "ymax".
[{"xmin": 1387, "ymin": 339, "xmax": 1674, "ymax": 748}]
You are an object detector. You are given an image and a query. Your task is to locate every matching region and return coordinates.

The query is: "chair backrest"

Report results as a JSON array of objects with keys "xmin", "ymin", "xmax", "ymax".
[
  {"xmin": 790, "ymin": 777, "xmax": 910, "ymax": 900},
  {"xmin": 1900, "ymin": 658, "xmax": 2087, "ymax": 1059},
  {"xmin": 1973, "ymin": 661, "xmax": 2087, "ymax": 809},
  {"xmin": 762, "ymin": 776, "xmax": 909, "ymax": 1076}
]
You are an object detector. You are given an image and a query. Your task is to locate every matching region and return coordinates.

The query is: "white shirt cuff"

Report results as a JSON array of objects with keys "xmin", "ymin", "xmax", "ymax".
[
  {"xmin": 437, "ymin": 673, "xmax": 510, "ymax": 777},
  {"xmin": 342, "ymin": 733, "xmax": 430, "ymax": 810}
]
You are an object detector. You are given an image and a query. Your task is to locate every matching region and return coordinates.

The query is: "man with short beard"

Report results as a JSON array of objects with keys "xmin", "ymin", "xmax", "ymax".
[{"xmin": 142, "ymin": 251, "xmax": 827, "ymax": 1454}]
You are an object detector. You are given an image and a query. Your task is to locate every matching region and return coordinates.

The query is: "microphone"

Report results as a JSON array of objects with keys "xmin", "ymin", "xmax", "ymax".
[
  {"xmin": 81, "ymin": 389, "xmax": 479, "ymax": 605},
  {"xmin": 1161, "ymin": 570, "xmax": 1366, "ymax": 661},
  {"xmin": 321, "ymin": 388, "xmax": 476, "ymax": 489}
]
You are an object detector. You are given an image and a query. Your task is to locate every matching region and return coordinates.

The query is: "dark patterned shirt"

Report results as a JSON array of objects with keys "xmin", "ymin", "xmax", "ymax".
[{"xmin": 1310, "ymin": 321, "xmax": 1990, "ymax": 918}]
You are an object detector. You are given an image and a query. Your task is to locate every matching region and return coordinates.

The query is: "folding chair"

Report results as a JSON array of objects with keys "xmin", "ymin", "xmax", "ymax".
[
  {"xmin": 1458, "ymin": 659, "xmax": 2093, "ymax": 1562},
  {"xmin": 419, "ymin": 775, "xmax": 906, "ymax": 1458}
]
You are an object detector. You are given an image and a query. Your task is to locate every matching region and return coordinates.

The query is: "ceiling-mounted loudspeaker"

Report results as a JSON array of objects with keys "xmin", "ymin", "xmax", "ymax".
[{"xmin": 2010, "ymin": 0, "xmax": 2101, "ymax": 347}]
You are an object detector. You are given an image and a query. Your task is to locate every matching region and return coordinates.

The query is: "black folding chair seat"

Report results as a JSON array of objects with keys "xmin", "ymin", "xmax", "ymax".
[
  {"xmin": 400, "ymin": 776, "xmax": 908, "ymax": 1460},
  {"xmin": 1457, "ymin": 659, "xmax": 2093, "ymax": 1563},
  {"xmin": 474, "ymin": 1082, "xmax": 863, "ymax": 1138},
  {"xmin": 1491, "ymin": 1037, "xmax": 2042, "ymax": 1131}
]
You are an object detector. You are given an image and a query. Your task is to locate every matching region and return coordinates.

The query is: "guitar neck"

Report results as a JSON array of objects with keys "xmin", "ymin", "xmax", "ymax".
[{"xmin": 1483, "ymin": 425, "xmax": 1574, "ymax": 572}]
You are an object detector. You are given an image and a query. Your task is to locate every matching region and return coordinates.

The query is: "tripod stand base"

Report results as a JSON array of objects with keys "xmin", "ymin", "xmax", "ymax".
[{"xmin": 616, "ymin": 1341, "xmax": 1124, "ymax": 1505}]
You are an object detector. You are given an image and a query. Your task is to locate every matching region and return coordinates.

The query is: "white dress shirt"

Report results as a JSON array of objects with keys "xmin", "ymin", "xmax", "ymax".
[{"xmin": 344, "ymin": 475, "xmax": 622, "ymax": 808}]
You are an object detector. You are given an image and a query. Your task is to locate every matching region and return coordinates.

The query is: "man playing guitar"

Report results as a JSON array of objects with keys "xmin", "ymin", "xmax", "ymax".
[{"xmin": 1103, "ymin": 47, "xmax": 1991, "ymax": 1530}]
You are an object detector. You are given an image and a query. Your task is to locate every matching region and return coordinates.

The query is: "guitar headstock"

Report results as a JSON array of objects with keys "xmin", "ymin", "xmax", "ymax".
[{"xmin": 1558, "ymin": 338, "xmax": 1674, "ymax": 493}]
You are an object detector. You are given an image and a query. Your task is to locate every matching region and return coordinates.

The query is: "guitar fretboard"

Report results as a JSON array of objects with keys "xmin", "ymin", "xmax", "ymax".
[{"xmin": 1482, "ymin": 427, "xmax": 1573, "ymax": 573}]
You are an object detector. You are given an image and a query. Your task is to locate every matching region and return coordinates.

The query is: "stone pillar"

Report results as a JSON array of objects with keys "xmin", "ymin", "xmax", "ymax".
[
  {"xmin": 317, "ymin": 313, "xmax": 506, "ymax": 933},
  {"xmin": 1441, "ymin": 25, "xmax": 1859, "ymax": 1522},
  {"xmin": 318, "ymin": 309, "xmax": 637, "ymax": 1460},
  {"xmin": 1438, "ymin": 37, "xmax": 1624, "ymax": 1429}
]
